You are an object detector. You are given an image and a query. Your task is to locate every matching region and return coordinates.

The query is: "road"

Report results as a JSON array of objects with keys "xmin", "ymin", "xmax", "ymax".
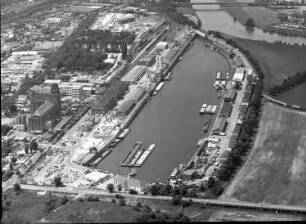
[{"xmin": 16, "ymin": 184, "xmax": 306, "ymax": 214}]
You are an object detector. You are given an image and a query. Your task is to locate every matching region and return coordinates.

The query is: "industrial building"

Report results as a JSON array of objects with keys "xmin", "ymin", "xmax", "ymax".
[
  {"xmin": 232, "ymin": 67, "xmax": 245, "ymax": 82},
  {"xmin": 224, "ymin": 89, "xmax": 237, "ymax": 102},
  {"xmin": 28, "ymin": 84, "xmax": 61, "ymax": 133},
  {"xmin": 229, "ymin": 123, "xmax": 242, "ymax": 148},
  {"xmin": 219, "ymin": 102, "xmax": 233, "ymax": 118},
  {"xmin": 116, "ymin": 100, "xmax": 136, "ymax": 116},
  {"xmin": 121, "ymin": 65, "xmax": 147, "ymax": 83},
  {"xmin": 213, "ymin": 117, "xmax": 227, "ymax": 135}
]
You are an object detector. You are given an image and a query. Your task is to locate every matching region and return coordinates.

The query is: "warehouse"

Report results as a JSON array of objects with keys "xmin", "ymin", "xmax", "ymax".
[
  {"xmin": 219, "ymin": 102, "xmax": 233, "ymax": 118},
  {"xmin": 130, "ymin": 86, "xmax": 146, "ymax": 102},
  {"xmin": 116, "ymin": 100, "xmax": 136, "ymax": 116},
  {"xmin": 138, "ymin": 55, "xmax": 156, "ymax": 67},
  {"xmin": 224, "ymin": 89, "xmax": 237, "ymax": 102},
  {"xmin": 232, "ymin": 67, "xmax": 245, "ymax": 82},
  {"xmin": 213, "ymin": 117, "xmax": 227, "ymax": 135},
  {"xmin": 121, "ymin": 65, "xmax": 147, "ymax": 83}
]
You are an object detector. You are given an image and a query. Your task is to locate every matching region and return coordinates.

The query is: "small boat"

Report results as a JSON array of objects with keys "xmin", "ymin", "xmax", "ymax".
[
  {"xmin": 129, "ymin": 168, "xmax": 137, "ymax": 176},
  {"xmin": 178, "ymin": 57, "xmax": 183, "ymax": 61}
]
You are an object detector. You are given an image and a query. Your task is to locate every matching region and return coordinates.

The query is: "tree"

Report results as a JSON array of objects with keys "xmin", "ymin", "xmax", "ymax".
[
  {"xmin": 8, "ymin": 104, "xmax": 17, "ymax": 113},
  {"xmin": 24, "ymin": 143, "xmax": 29, "ymax": 154},
  {"xmin": 117, "ymin": 184, "xmax": 122, "ymax": 192},
  {"xmin": 129, "ymin": 189, "xmax": 138, "ymax": 194},
  {"xmin": 107, "ymin": 183, "xmax": 114, "ymax": 193},
  {"xmin": 30, "ymin": 139, "xmax": 38, "ymax": 152},
  {"xmin": 1, "ymin": 124, "xmax": 12, "ymax": 135},
  {"xmin": 54, "ymin": 176, "xmax": 63, "ymax": 187},
  {"xmin": 60, "ymin": 196, "xmax": 69, "ymax": 205},
  {"xmin": 171, "ymin": 195, "xmax": 182, "ymax": 206},
  {"xmin": 11, "ymin": 157, "xmax": 17, "ymax": 163},
  {"xmin": 13, "ymin": 183, "xmax": 21, "ymax": 192}
]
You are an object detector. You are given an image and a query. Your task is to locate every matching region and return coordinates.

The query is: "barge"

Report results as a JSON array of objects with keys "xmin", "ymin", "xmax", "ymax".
[
  {"xmin": 153, "ymin": 82, "xmax": 165, "ymax": 95},
  {"xmin": 121, "ymin": 142, "xmax": 143, "ymax": 167},
  {"xmin": 129, "ymin": 147, "xmax": 145, "ymax": 166},
  {"xmin": 118, "ymin": 128, "xmax": 130, "ymax": 139},
  {"xmin": 203, "ymin": 118, "xmax": 212, "ymax": 132},
  {"xmin": 134, "ymin": 143, "xmax": 156, "ymax": 167}
]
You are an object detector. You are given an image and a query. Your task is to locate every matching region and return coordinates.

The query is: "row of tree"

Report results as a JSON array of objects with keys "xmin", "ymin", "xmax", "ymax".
[
  {"xmin": 208, "ymin": 31, "xmax": 265, "ymax": 183},
  {"xmin": 268, "ymin": 71, "xmax": 306, "ymax": 96}
]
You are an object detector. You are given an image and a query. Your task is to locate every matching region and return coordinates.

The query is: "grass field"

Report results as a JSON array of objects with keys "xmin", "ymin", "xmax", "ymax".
[
  {"xmin": 2, "ymin": 189, "xmax": 303, "ymax": 223},
  {"xmin": 222, "ymin": 102, "xmax": 306, "ymax": 206},
  {"xmin": 233, "ymin": 37, "xmax": 306, "ymax": 89}
]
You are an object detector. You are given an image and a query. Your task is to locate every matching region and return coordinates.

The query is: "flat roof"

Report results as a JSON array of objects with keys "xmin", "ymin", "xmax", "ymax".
[{"xmin": 121, "ymin": 65, "xmax": 147, "ymax": 82}]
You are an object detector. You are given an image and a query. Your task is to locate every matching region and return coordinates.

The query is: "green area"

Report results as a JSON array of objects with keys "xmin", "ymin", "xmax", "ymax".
[
  {"xmin": 232, "ymin": 37, "xmax": 306, "ymax": 89},
  {"xmin": 223, "ymin": 102, "xmax": 306, "ymax": 206},
  {"xmin": 43, "ymin": 13, "xmax": 133, "ymax": 72}
]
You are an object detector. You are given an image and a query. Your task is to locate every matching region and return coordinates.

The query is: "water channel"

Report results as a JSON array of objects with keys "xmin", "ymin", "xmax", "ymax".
[
  {"xmin": 98, "ymin": 39, "xmax": 229, "ymax": 182},
  {"xmin": 98, "ymin": 4, "xmax": 306, "ymax": 182},
  {"xmin": 192, "ymin": 0, "xmax": 306, "ymax": 45}
]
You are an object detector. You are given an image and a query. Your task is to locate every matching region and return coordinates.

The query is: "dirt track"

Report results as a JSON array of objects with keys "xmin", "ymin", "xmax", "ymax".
[{"xmin": 221, "ymin": 102, "xmax": 306, "ymax": 206}]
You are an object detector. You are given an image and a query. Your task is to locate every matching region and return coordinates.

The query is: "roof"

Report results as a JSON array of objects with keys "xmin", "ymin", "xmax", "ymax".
[
  {"xmin": 34, "ymin": 101, "xmax": 55, "ymax": 117},
  {"xmin": 214, "ymin": 117, "xmax": 227, "ymax": 131},
  {"xmin": 121, "ymin": 65, "xmax": 147, "ymax": 82},
  {"xmin": 53, "ymin": 116, "xmax": 72, "ymax": 131},
  {"xmin": 233, "ymin": 67, "xmax": 245, "ymax": 82},
  {"xmin": 220, "ymin": 102, "xmax": 232, "ymax": 117},
  {"xmin": 85, "ymin": 172, "xmax": 109, "ymax": 182},
  {"xmin": 183, "ymin": 169, "xmax": 197, "ymax": 176},
  {"xmin": 117, "ymin": 100, "xmax": 135, "ymax": 114}
]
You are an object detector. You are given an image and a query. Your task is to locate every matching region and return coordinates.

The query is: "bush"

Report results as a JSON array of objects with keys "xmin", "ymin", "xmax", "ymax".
[
  {"xmin": 111, "ymin": 198, "xmax": 116, "ymax": 203},
  {"xmin": 13, "ymin": 183, "xmax": 21, "ymax": 192},
  {"xmin": 119, "ymin": 198, "xmax": 126, "ymax": 206},
  {"xmin": 78, "ymin": 198, "xmax": 84, "ymax": 202},
  {"xmin": 87, "ymin": 196, "xmax": 99, "ymax": 202},
  {"xmin": 107, "ymin": 183, "xmax": 115, "ymax": 193},
  {"xmin": 115, "ymin": 194, "xmax": 123, "ymax": 199},
  {"xmin": 136, "ymin": 202, "xmax": 142, "ymax": 208},
  {"xmin": 53, "ymin": 176, "xmax": 64, "ymax": 187}
]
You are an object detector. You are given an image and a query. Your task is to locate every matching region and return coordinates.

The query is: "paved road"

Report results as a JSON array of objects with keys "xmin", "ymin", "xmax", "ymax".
[{"xmin": 16, "ymin": 184, "xmax": 306, "ymax": 214}]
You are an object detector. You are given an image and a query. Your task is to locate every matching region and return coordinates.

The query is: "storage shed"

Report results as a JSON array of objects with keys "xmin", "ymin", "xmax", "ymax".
[
  {"xmin": 117, "ymin": 100, "xmax": 136, "ymax": 115},
  {"xmin": 232, "ymin": 67, "xmax": 245, "ymax": 82},
  {"xmin": 121, "ymin": 65, "xmax": 147, "ymax": 83},
  {"xmin": 213, "ymin": 117, "xmax": 227, "ymax": 135}
]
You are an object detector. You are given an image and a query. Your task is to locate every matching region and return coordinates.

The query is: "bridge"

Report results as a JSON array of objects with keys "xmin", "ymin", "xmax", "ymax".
[{"xmin": 190, "ymin": 1, "xmax": 250, "ymax": 7}]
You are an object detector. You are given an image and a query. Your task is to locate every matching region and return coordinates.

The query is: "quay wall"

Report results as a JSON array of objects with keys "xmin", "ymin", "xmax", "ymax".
[{"xmin": 83, "ymin": 35, "xmax": 195, "ymax": 166}]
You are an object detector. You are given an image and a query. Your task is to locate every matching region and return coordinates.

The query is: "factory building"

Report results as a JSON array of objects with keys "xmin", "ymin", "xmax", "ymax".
[{"xmin": 28, "ymin": 84, "xmax": 61, "ymax": 133}]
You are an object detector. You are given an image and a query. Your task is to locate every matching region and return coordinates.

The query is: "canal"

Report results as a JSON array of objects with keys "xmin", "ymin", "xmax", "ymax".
[{"xmin": 98, "ymin": 39, "xmax": 230, "ymax": 182}]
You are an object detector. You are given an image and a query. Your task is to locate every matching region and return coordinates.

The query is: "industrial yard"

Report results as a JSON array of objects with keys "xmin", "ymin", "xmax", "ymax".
[{"xmin": 222, "ymin": 102, "xmax": 306, "ymax": 206}]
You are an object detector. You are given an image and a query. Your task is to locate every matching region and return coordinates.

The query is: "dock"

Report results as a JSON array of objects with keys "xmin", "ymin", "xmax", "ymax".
[
  {"xmin": 134, "ymin": 143, "xmax": 156, "ymax": 167},
  {"xmin": 121, "ymin": 142, "xmax": 143, "ymax": 167},
  {"xmin": 200, "ymin": 104, "xmax": 217, "ymax": 114}
]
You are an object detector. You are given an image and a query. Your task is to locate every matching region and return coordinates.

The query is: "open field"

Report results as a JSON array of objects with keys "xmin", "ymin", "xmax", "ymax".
[
  {"xmin": 242, "ymin": 6, "xmax": 279, "ymax": 29},
  {"xmin": 218, "ymin": 0, "xmax": 279, "ymax": 29},
  {"xmin": 233, "ymin": 37, "xmax": 306, "ymax": 89},
  {"xmin": 222, "ymin": 102, "xmax": 306, "ymax": 206},
  {"xmin": 2, "ymin": 189, "xmax": 304, "ymax": 223}
]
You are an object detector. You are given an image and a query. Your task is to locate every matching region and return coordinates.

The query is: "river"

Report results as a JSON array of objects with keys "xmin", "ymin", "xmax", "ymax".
[
  {"xmin": 98, "ymin": 39, "xmax": 230, "ymax": 182},
  {"xmin": 192, "ymin": 0, "xmax": 306, "ymax": 45}
]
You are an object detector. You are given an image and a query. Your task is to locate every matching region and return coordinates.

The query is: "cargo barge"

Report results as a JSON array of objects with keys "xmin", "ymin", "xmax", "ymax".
[
  {"xmin": 129, "ymin": 147, "xmax": 145, "ymax": 166},
  {"xmin": 203, "ymin": 118, "xmax": 212, "ymax": 132},
  {"xmin": 118, "ymin": 128, "xmax": 130, "ymax": 139},
  {"xmin": 90, "ymin": 150, "xmax": 112, "ymax": 166},
  {"xmin": 134, "ymin": 143, "xmax": 156, "ymax": 167},
  {"xmin": 121, "ymin": 142, "xmax": 143, "ymax": 167}
]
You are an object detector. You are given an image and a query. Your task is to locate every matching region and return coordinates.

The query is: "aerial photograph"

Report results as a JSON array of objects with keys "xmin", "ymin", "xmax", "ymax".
[{"xmin": 1, "ymin": 0, "xmax": 306, "ymax": 223}]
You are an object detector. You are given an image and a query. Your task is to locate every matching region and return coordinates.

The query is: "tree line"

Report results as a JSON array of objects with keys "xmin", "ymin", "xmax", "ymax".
[
  {"xmin": 207, "ymin": 31, "xmax": 265, "ymax": 183},
  {"xmin": 268, "ymin": 71, "xmax": 306, "ymax": 96}
]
